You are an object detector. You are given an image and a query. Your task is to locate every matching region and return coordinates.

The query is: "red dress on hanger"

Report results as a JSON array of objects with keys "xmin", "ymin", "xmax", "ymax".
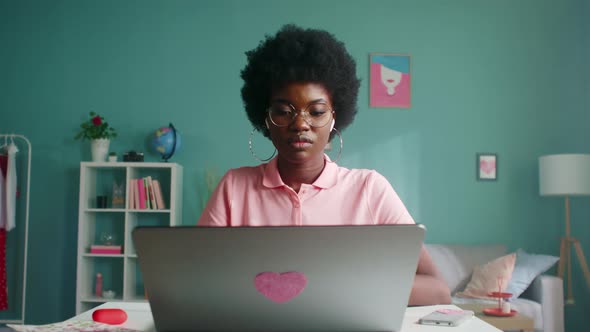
[{"xmin": 0, "ymin": 154, "xmax": 9, "ymax": 310}]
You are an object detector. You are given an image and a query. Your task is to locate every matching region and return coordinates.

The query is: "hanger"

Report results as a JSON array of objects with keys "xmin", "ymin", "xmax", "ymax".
[
  {"xmin": 7, "ymin": 134, "xmax": 19, "ymax": 153},
  {"xmin": 0, "ymin": 136, "xmax": 6, "ymax": 155}
]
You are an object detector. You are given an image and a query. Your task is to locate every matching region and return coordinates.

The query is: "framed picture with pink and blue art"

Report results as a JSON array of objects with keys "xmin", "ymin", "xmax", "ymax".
[
  {"xmin": 369, "ymin": 53, "xmax": 411, "ymax": 108},
  {"xmin": 477, "ymin": 153, "xmax": 498, "ymax": 181}
]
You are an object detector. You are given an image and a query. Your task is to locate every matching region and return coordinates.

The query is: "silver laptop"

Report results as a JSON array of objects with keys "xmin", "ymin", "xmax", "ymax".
[{"xmin": 132, "ymin": 225, "xmax": 425, "ymax": 332}]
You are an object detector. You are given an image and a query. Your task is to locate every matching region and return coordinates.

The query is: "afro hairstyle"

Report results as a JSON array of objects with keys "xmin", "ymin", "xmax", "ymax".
[{"xmin": 240, "ymin": 24, "xmax": 361, "ymax": 139}]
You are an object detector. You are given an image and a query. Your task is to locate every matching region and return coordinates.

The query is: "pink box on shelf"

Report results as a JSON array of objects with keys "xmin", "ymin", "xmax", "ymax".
[{"xmin": 90, "ymin": 245, "xmax": 122, "ymax": 254}]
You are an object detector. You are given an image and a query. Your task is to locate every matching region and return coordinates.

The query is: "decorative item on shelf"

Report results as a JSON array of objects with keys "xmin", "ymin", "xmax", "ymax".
[
  {"xmin": 102, "ymin": 290, "xmax": 116, "ymax": 299},
  {"xmin": 123, "ymin": 150, "xmax": 144, "ymax": 162},
  {"xmin": 90, "ymin": 232, "xmax": 122, "ymax": 254},
  {"xmin": 483, "ymin": 276, "xmax": 517, "ymax": 317},
  {"xmin": 100, "ymin": 232, "xmax": 117, "ymax": 245},
  {"xmin": 108, "ymin": 152, "xmax": 117, "ymax": 162},
  {"xmin": 111, "ymin": 181, "xmax": 125, "ymax": 208},
  {"xmin": 74, "ymin": 111, "xmax": 117, "ymax": 162},
  {"xmin": 151, "ymin": 123, "xmax": 181, "ymax": 162},
  {"xmin": 90, "ymin": 245, "xmax": 122, "ymax": 255},
  {"xmin": 95, "ymin": 273, "xmax": 103, "ymax": 297},
  {"xmin": 539, "ymin": 153, "xmax": 590, "ymax": 305},
  {"xmin": 96, "ymin": 195, "xmax": 108, "ymax": 208},
  {"xmin": 90, "ymin": 138, "xmax": 110, "ymax": 162}
]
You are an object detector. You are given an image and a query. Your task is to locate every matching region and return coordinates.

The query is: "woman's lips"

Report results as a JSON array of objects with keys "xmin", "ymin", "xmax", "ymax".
[
  {"xmin": 290, "ymin": 142, "xmax": 312, "ymax": 149},
  {"xmin": 288, "ymin": 136, "xmax": 312, "ymax": 149}
]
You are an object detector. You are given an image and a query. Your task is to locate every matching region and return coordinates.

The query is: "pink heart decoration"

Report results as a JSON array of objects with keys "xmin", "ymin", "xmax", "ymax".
[
  {"xmin": 480, "ymin": 160, "xmax": 496, "ymax": 174},
  {"xmin": 254, "ymin": 271, "xmax": 307, "ymax": 303}
]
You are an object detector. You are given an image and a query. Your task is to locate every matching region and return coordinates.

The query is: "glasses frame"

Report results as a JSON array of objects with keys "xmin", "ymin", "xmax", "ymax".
[{"xmin": 267, "ymin": 102, "xmax": 335, "ymax": 128}]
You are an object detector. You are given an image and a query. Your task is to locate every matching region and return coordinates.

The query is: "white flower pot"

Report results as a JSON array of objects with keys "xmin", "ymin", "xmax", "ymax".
[{"xmin": 91, "ymin": 138, "xmax": 110, "ymax": 162}]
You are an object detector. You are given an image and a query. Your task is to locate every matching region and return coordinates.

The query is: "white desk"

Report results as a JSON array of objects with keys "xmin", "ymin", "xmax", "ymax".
[
  {"xmin": 400, "ymin": 305, "xmax": 501, "ymax": 332},
  {"xmin": 72, "ymin": 302, "xmax": 501, "ymax": 332}
]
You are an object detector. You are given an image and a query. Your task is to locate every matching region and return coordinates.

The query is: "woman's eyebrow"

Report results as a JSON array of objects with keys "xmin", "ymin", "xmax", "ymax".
[
  {"xmin": 271, "ymin": 98, "xmax": 328, "ymax": 104},
  {"xmin": 308, "ymin": 98, "xmax": 328, "ymax": 104},
  {"xmin": 271, "ymin": 98, "xmax": 292, "ymax": 104}
]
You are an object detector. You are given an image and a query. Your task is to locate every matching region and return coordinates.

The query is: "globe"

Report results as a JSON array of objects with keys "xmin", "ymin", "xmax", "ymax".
[{"xmin": 151, "ymin": 123, "xmax": 181, "ymax": 161}]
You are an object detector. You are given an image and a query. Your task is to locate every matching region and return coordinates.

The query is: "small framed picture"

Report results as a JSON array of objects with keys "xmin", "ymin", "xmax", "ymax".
[{"xmin": 477, "ymin": 153, "xmax": 497, "ymax": 181}]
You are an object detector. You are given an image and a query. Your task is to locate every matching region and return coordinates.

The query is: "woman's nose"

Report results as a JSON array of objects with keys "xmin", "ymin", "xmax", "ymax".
[{"xmin": 289, "ymin": 112, "xmax": 311, "ymax": 130}]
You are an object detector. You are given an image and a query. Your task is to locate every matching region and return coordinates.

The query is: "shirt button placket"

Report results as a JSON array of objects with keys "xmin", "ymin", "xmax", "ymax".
[{"xmin": 292, "ymin": 194, "xmax": 302, "ymax": 225}]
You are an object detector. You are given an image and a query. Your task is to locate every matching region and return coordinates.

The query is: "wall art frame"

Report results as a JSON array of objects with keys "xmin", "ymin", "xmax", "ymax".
[
  {"xmin": 369, "ymin": 53, "xmax": 411, "ymax": 108},
  {"xmin": 477, "ymin": 153, "xmax": 498, "ymax": 181}
]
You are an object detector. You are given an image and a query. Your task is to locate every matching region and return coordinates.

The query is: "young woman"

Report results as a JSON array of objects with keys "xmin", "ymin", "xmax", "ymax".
[{"xmin": 198, "ymin": 24, "xmax": 451, "ymax": 306}]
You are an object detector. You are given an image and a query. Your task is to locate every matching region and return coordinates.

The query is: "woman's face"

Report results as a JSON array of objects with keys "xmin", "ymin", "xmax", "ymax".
[{"xmin": 267, "ymin": 82, "xmax": 334, "ymax": 166}]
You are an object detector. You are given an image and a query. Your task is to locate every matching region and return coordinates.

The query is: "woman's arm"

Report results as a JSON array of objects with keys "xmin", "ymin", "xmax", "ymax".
[{"xmin": 408, "ymin": 245, "xmax": 452, "ymax": 306}]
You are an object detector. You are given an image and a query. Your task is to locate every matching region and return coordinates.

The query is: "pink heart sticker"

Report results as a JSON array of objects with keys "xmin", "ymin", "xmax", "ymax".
[
  {"xmin": 480, "ymin": 160, "xmax": 496, "ymax": 174},
  {"xmin": 254, "ymin": 271, "xmax": 307, "ymax": 303}
]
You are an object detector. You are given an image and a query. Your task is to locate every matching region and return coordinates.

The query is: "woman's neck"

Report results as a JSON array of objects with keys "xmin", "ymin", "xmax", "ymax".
[{"xmin": 277, "ymin": 155, "xmax": 325, "ymax": 193}]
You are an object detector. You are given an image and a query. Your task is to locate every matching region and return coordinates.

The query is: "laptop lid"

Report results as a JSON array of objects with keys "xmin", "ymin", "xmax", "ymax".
[{"xmin": 132, "ymin": 225, "xmax": 425, "ymax": 332}]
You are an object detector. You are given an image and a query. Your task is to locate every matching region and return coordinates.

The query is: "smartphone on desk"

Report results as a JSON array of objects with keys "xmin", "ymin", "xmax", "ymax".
[{"xmin": 418, "ymin": 309, "xmax": 474, "ymax": 327}]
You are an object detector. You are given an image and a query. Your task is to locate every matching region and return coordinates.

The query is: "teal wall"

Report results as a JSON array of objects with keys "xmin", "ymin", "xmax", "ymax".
[
  {"xmin": 569, "ymin": 0, "xmax": 590, "ymax": 328},
  {"xmin": 0, "ymin": 0, "xmax": 588, "ymax": 330}
]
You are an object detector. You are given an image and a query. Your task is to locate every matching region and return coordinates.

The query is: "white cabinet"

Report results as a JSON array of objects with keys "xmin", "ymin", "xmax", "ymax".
[{"xmin": 75, "ymin": 162, "xmax": 183, "ymax": 314}]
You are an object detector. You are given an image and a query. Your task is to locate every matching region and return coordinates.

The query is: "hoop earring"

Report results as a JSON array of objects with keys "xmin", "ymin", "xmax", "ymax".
[
  {"xmin": 327, "ymin": 128, "xmax": 343, "ymax": 164},
  {"xmin": 249, "ymin": 128, "xmax": 276, "ymax": 162}
]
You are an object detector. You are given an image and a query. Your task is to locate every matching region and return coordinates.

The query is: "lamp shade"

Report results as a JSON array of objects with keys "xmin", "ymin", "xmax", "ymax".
[{"xmin": 539, "ymin": 154, "xmax": 590, "ymax": 196}]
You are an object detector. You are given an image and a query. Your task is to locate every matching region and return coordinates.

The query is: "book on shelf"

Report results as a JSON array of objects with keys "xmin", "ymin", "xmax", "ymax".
[
  {"xmin": 137, "ymin": 178, "xmax": 147, "ymax": 209},
  {"xmin": 130, "ymin": 176, "xmax": 167, "ymax": 210},
  {"xmin": 90, "ymin": 245, "xmax": 122, "ymax": 254},
  {"xmin": 152, "ymin": 179, "xmax": 166, "ymax": 209},
  {"xmin": 147, "ymin": 176, "xmax": 158, "ymax": 209},
  {"xmin": 143, "ymin": 177, "xmax": 151, "ymax": 209},
  {"xmin": 128, "ymin": 179, "xmax": 135, "ymax": 209},
  {"xmin": 133, "ymin": 179, "xmax": 140, "ymax": 209}
]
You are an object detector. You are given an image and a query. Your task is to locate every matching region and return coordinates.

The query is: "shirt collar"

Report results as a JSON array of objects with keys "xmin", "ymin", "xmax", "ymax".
[
  {"xmin": 261, "ymin": 157, "xmax": 284, "ymax": 188},
  {"xmin": 262, "ymin": 154, "xmax": 339, "ymax": 189}
]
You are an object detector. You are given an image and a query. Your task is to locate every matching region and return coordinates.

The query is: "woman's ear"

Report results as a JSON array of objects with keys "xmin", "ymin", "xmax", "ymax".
[{"xmin": 329, "ymin": 119, "xmax": 335, "ymax": 132}]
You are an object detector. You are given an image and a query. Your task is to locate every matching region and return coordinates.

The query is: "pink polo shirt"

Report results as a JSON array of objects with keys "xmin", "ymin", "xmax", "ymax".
[{"xmin": 197, "ymin": 156, "xmax": 415, "ymax": 227}]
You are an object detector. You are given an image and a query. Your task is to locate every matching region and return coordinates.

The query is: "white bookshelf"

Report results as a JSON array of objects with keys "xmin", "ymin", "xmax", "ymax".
[{"xmin": 75, "ymin": 162, "xmax": 183, "ymax": 314}]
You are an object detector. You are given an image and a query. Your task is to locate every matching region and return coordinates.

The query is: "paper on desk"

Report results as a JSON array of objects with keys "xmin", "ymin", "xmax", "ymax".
[{"xmin": 7, "ymin": 320, "xmax": 141, "ymax": 332}]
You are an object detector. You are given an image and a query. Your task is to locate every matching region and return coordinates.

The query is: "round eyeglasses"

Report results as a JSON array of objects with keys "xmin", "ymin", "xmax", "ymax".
[{"xmin": 267, "ymin": 101, "xmax": 334, "ymax": 128}]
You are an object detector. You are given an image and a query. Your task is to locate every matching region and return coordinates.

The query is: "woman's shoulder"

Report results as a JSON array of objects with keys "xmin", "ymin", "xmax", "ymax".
[
  {"xmin": 227, "ymin": 164, "xmax": 263, "ymax": 175},
  {"xmin": 335, "ymin": 165, "xmax": 389, "ymax": 184},
  {"xmin": 219, "ymin": 164, "xmax": 265, "ymax": 183}
]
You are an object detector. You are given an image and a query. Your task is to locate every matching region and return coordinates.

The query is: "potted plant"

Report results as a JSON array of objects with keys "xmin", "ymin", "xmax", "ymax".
[
  {"xmin": 108, "ymin": 152, "xmax": 117, "ymax": 162},
  {"xmin": 75, "ymin": 112, "xmax": 117, "ymax": 162}
]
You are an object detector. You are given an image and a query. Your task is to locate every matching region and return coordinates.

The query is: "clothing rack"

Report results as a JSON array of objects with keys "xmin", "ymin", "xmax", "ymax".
[{"xmin": 0, "ymin": 134, "xmax": 31, "ymax": 324}]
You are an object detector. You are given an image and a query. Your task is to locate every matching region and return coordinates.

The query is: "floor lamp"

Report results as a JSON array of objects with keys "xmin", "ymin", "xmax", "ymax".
[{"xmin": 539, "ymin": 154, "xmax": 590, "ymax": 304}]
